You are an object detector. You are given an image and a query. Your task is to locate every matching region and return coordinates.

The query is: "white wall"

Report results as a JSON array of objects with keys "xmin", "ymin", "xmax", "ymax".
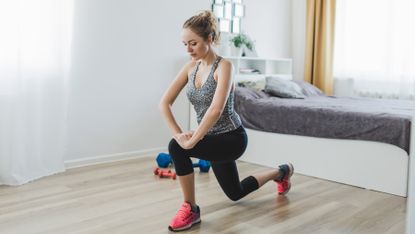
[
  {"xmin": 65, "ymin": 0, "xmax": 210, "ymax": 163},
  {"xmin": 239, "ymin": 0, "xmax": 306, "ymax": 80},
  {"xmin": 65, "ymin": 0, "xmax": 301, "ymax": 165},
  {"xmin": 243, "ymin": 0, "xmax": 292, "ymax": 59},
  {"xmin": 291, "ymin": 0, "xmax": 306, "ymax": 81}
]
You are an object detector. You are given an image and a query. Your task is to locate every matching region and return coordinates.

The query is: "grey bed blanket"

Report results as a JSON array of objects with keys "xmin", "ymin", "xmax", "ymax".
[{"xmin": 234, "ymin": 87, "xmax": 413, "ymax": 154}]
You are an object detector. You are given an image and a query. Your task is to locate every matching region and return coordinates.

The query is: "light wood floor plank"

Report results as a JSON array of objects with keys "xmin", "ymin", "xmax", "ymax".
[{"xmin": 0, "ymin": 157, "xmax": 406, "ymax": 234}]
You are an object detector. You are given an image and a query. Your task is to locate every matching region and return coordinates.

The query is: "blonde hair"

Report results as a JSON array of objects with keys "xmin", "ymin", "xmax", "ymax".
[{"xmin": 183, "ymin": 10, "xmax": 220, "ymax": 44}]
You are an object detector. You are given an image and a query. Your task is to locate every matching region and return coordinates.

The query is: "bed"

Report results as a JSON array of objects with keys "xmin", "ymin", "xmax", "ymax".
[{"xmin": 232, "ymin": 79, "xmax": 413, "ymax": 197}]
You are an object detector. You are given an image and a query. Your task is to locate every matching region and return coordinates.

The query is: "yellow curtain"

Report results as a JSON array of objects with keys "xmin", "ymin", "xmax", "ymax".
[{"xmin": 305, "ymin": 0, "xmax": 336, "ymax": 95}]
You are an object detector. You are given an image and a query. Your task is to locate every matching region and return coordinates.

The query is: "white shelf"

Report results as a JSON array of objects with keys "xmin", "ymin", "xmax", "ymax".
[
  {"xmin": 235, "ymin": 73, "xmax": 292, "ymax": 81},
  {"xmin": 224, "ymin": 56, "xmax": 292, "ymax": 61},
  {"xmin": 223, "ymin": 56, "xmax": 293, "ymax": 81}
]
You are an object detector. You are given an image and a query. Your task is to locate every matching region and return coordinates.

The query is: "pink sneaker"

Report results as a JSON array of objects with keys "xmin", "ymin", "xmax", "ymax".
[
  {"xmin": 275, "ymin": 163, "xmax": 294, "ymax": 195},
  {"xmin": 168, "ymin": 202, "xmax": 201, "ymax": 232}
]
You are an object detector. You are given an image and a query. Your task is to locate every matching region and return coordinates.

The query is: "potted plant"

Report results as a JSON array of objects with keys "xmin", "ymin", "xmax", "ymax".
[{"xmin": 229, "ymin": 34, "xmax": 254, "ymax": 57}]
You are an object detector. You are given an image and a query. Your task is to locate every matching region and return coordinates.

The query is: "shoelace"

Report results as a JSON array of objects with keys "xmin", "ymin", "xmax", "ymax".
[
  {"xmin": 280, "ymin": 180, "xmax": 288, "ymax": 187},
  {"xmin": 278, "ymin": 179, "xmax": 289, "ymax": 192},
  {"xmin": 176, "ymin": 206, "xmax": 191, "ymax": 221}
]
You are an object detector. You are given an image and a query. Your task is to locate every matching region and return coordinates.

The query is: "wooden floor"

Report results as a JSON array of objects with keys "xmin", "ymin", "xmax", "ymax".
[{"xmin": 0, "ymin": 157, "xmax": 407, "ymax": 234}]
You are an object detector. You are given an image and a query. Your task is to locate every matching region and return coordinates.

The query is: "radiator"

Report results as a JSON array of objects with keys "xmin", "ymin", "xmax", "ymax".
[
  {"xmin": 334, "ymin": 78, "xmax": 415, "ymax": 100},
  {"xmin": 354, "ymin": 90, "xmax": 415, "ymax": 100}
]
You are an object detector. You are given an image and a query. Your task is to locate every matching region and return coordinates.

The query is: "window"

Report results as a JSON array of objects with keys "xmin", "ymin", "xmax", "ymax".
[{"xmin": 333, "ymin": 0, "xmax": 415, "ymax": 99}]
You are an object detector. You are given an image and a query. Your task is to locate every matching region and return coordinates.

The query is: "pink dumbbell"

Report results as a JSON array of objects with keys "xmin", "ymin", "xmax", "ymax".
[{"xmin": 153, "ymin": 167, "xmax": 176, "ymax": 180}]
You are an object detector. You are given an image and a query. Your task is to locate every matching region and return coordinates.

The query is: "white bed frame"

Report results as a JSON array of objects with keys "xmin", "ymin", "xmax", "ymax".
[
  {"xmin": 240, "ymin": 128, "xmax": 409, "ymax": 197},
  {"xmin": 190, "ymin": 106, "xmax": 409, "ymax": 197}
]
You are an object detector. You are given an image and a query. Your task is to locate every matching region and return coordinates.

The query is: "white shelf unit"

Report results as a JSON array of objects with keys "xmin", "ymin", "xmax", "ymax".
[{"xmin": 223, "ymin": 56, "xmax": 293, "ymax": 81}]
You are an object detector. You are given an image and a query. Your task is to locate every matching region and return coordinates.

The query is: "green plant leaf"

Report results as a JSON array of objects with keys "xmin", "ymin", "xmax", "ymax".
[{"xmin": 230, "ymin": 34, "xmax": 254, "ymax": 50}]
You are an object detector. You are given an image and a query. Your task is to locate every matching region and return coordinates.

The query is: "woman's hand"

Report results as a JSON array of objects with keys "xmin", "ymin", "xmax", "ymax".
[{"xmin": 173, "ymin": 131, "xmax": 196, "ymax": 149}]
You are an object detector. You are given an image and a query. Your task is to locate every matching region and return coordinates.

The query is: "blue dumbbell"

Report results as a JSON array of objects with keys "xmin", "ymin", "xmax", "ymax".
[
  {"xmin": 192, "ymin": 160, "xmax": 211, "ymax": 172},
  {"xmin": 156, "ymin": 153, "xmax": 173, "ymax": 168}
]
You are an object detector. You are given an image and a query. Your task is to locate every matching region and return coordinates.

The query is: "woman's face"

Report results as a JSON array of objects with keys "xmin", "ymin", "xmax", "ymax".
[{"xmin": 181, "ymin": 28, "xmax": 211, "ymax": 60}]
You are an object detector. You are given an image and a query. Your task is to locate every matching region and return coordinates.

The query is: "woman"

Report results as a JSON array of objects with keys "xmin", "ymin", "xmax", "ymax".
[{"xmin": 159, "ymin": 10, "xmax": 294, "ymax": 232}]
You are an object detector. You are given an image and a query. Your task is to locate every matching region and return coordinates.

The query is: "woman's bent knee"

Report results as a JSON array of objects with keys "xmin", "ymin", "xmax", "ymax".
[
  {"xmin": 168, "ymin": 138, "xmax": 183, "ymax": 156},
  {"xmin": 225, "ymin": 192, "xmax": 242, "ymax": 202}
]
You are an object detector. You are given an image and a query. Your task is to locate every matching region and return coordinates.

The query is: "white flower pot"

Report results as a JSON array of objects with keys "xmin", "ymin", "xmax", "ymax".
[{"xmin": 230, "ymin": 46, "xmax": 242, "ymax": 57}]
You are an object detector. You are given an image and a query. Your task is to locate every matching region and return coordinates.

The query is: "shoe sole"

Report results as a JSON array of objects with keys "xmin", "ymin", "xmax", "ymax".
[
  {"xmin": 168, "ymin": 218, "xmax": 201, "ymax": 232},
  {"xmin": 278, "ymin": 163, "xmax": 294, "ymax": 195}
]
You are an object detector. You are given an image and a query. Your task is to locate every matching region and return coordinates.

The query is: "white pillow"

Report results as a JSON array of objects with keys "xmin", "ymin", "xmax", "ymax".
[
  {"xmin": 237, "ymin": 79, "xmax": 266, "ymax": 91},
  {"xmin": 264, "ymin": 76, "xmax": 306, "ymax": 99}
]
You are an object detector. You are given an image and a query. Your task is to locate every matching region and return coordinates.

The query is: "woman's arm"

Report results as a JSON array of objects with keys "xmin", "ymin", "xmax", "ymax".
[
  {"xmin": 188, "ymin": 60, "xmax": 234, "ymax": 146},
  {"xmin": 159, "ymin": 61, "xmax": 194, "ymax": 135}
]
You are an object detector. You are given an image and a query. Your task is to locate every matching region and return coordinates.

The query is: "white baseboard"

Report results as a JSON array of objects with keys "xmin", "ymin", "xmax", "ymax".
[{"xmin": 64, "ymin": 147, "xmax": 167, "ymax": 169}]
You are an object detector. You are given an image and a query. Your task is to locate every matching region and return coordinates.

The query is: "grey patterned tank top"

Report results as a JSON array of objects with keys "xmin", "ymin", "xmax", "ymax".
[{"xmin": 186, "ymin": 56, "xmax": 242, "ymax": 135}]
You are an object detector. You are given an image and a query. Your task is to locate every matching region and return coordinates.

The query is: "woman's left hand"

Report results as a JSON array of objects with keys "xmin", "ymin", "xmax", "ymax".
[{"xmin": 173, "ymin": 132, "xmax": 196, "ymax": 149}]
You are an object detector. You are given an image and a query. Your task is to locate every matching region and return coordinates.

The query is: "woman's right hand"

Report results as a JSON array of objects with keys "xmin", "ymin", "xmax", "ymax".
[
  {"xmin": 182, "ymin": 131, "xmax": 194, "ymax": 138},
  {"xmin": 173, "ymin": 131, "xmax": 195, "ymax": 149}
]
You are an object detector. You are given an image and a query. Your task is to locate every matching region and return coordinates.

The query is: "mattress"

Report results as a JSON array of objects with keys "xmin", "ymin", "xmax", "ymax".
[{"xmin": 234, "ymin": 87, "xmax": 413, "ymax": 154}]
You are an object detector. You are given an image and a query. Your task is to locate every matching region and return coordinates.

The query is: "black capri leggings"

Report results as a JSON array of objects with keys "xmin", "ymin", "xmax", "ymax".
[{"xmin": 168, "ymin": 126, "xmax": 259, "ymax": 201}]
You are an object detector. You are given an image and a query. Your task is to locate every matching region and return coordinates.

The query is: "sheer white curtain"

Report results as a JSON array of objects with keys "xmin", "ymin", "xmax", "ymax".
[
  {"xmin": 334, "ymin": 0, "xmax": 415, "ymax": 99},
  {"xmin": 0, "ymin": 0, "xmax": 73, "ymax": 185}
]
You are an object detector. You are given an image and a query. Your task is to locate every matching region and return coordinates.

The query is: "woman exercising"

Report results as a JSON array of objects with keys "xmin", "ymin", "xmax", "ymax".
[{"xmin": 159, "ymin": 10, "xmax": 294, "ymax": 232}]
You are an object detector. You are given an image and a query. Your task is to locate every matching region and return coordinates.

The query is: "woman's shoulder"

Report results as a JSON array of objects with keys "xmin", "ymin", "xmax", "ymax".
[
  {"xmin": 185, "ymin": 60, "xmax": 197, "ymax": 68},
  {"xmin": 216, "ymin": 57, "xmax": 233, "ymax": 73},
  {"xmin": 183, "ymin": 60, "xmax": 198, "ymax": 72}
]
